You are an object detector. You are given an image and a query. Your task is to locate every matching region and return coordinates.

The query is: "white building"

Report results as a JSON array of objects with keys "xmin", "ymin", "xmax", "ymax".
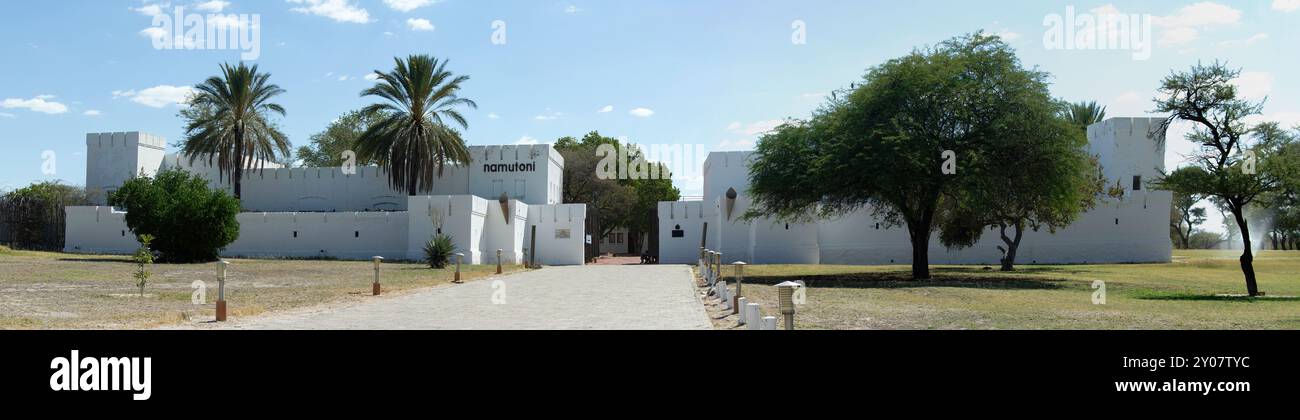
[
  {"xmin": 65, "ymin": 132, "xmax": 587, "ymax": 265},
  {"xmin": 657, "ymin": 117, "xmax": 1174, "ymax": 265}
]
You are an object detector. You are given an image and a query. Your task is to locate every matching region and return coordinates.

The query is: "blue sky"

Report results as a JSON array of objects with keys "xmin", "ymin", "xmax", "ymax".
[{"xmin": 2, "ymin": 0, "xmax": 1298, "ymax": 230}]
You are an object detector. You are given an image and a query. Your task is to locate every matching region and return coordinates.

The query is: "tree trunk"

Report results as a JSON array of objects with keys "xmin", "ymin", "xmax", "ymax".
[
  {"xmin": 1230, "ymin": 204, "xmax": 1259, "ymax": 296},
  {"xmin": 999, "ymin": 221, "xmax": 1024, "ymax": 271},
  {"xmin": 906, "ymin": 208, "xmax": 934, "ymax": 280},
  {"xmin": 233, "ymin": 135, "xmax": 244, "ymax": 200}
]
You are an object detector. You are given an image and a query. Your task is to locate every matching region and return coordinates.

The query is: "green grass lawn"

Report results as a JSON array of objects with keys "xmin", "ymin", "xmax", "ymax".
[
  {"xmin": 0, "ymin": 246, "xmax": 523, "ymax": 329},
  {"xmin": 719, "ymin": 250, "xmax": 1300, "ymax": 330}
]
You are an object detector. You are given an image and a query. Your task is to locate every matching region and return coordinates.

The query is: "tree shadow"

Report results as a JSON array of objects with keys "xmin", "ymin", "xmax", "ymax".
[
  {"xmin": 727, "ymin": 270, "xmax": 1071, "ymax": 290},
  {"xmin": 1133, "ymin": 292, "xmax": 1300, "ymax": 302},
  {"xmin": 56, "ymin": 257, "xmax": 133, "ymax": 264}
]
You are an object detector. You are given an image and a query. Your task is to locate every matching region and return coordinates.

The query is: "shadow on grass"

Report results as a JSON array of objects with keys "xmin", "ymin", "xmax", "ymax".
[
  {"xmin": 726, "ymin": 270, "xmax": 1071, "ymax": 290},
  {"xmin": 56, "ymin": 257, "xmax": 133, "ymax": 264},
  {"xmin": 1132, "ymin": 291, "xmax": 1300, "ymax": 302}
]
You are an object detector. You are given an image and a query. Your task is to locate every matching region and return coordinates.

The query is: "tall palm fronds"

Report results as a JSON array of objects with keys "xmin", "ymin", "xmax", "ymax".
[
  {"xmin": 181, "ymin": 62, "xmax": 291, "ymax": 199},
  {"xmin": 354, "ymin": 54, "xmax": 476, "ymax": 196},
  {"xmin": 1065, "ymin": 100, "xmax": 1107, "ymax": 131}
]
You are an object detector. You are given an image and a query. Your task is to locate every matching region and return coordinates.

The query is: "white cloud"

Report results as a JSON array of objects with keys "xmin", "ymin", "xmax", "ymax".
[
  {"xmin": 384, "ymin": 0, "xmax": 440, "ymax": 12},
  {"xmin": 1217, "ymin": 33, "xmax": 1268, "ymax": 47},
  {"xmin": 116, "ymin": 85, "xmax": 197, "ymax": 108},
  {"xmin": 1152, "ymin": 2, "xmax": 1242, "ymax": 46},
  {"xmin": 597, "ymin": 105, "xmax": 613, "ymax": 113},
  {"xmin": 83, "ymin": 110, "xmax": 102, "ymax": 116},
  {"xmin": 534, "ymin": 111, "xmax": 562, "ymax": 121},
  {"xmin": 139, "ymin": 27, "xmax": 167, "ymax": 41},
  {"xmin": 1, "ymin": 95, "xmax": 69, "ymax": 114},
  {"xmin": 287, "ymin": 0, "xmax": 371, "ymax": 24},
  {"xmin": 487, "ymin": 112, "xmax": 500, "ymax": 119},
  {"xmin": 1274, "ymin": 0, "xmax": 1300, "ymax": 12},
  {"xmin": 406, "ymin": 18, "xmax": 434, "ymax": 31},
  {"xmin": 996, "ymin": 30, "xmax": 1021, "ymax": 42},
  {"xmin": 1234, "ymin": 71, "xmax": 1274, "ymax": 101},
  {"xmin": 515, "ymin": 136, "xmax": 539, "ymax": 145},
  {"xmin": 132, "ymin": 3, "xmax": 166, "ymax": 18},
  {"xmin": 565, "ymin": 5, "xmax": 582, "ymax": 13},
  {"xmin": 363, "ymin": 73, "xmax": 380, "ymax": 81},
  {"xmin": 337, "ymin": 75, "xmax": 351, "ymax": 81},
  {"xmin": 628, "ymin": 107, "xmax": 655, "ymax": 117},
  {"xmin": 194, "ymin": 1, "xmax": 231, "ymax": 13},
  {"xmin": 0, "ymin": 112, "xmax": 16, "ymax": 118}
]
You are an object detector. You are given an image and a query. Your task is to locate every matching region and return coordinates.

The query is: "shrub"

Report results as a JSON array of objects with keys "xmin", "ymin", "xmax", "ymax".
[
  {"xmin": 423, "ymin": 234, "xmax": 456, "ymax": 268},
  {"xmin": 111, "ymin": 169, "xmax": 241, "ymax": 263}
]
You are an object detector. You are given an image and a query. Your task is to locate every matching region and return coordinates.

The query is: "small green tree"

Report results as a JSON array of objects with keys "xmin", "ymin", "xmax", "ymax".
[
  {"xmin": 423, "ymin": 233, "xmax": 456, "ymax": 269},
  {"xmin": 112, "ymin": 169, "xmax": 241, "ymax": 263},
  {"xmin": 132, "ymin": 234, "xmax": 155, "ymax": 297},
  {"xmin": 1161, "ymin": 167, "xmax": 1208, "ymax": 249}
]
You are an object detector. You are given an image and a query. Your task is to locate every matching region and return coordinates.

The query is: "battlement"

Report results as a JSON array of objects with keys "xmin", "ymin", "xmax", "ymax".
[{"xmin": 86, "ymin": 132, "xmax": 166, "ymax": 150}]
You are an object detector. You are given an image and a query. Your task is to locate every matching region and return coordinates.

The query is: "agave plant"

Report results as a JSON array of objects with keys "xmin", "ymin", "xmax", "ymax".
[
  {"xmin": 423, "ymin": 233, "xmax": 457, "ymax": 269},
  {"xmin": 355, "ymin": 55, "xmax": 476, "ymax": 196}
]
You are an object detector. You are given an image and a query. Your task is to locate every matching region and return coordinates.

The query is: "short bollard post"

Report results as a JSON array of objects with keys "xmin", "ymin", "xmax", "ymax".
[
  {"xmin": 453, "ymin": 252, "xmax": 465, "ymax": 283},
  {"xmin": 745, "ymin": 303, "xmax": 761, "ymax": 331},
  {"xmin": 496, "ymin": 249, "xmax": 503, "ymax": 274},
  {"xmin": 215, "ymin": 260, "xmax": 229, "ymax": 322},
  {"xmin": 776, "ymin": 281, "xmax": 801, "ymax": 330},
  {"xmin": 732, "ymin": 261, "xmax": 746, "ymax": 315},
  {"xmin": 761, "ymin": 316, "xmax": 778, "ymax": 330},
  {"xmin": 372, "ymin": 256, "xmax": 384, "ymax": 296},
  {"xmin": 736, "ymin": 297, "xmax": 749, "ymax": 325}
]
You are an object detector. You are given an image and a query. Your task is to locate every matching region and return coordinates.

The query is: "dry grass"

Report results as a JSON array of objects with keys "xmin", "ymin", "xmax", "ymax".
[
  {"xmin": 712, "ymin": 250, "xmax": 1300, "ymax": 330},
  {"xmin": 0, "ymin": 248, "xmax": 522, "ymax": 329}
]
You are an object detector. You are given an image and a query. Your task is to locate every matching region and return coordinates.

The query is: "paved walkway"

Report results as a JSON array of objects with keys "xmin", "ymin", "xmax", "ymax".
[{"xmin": 213, "ymin": 264, "xmax": 711, "ymax": 330}]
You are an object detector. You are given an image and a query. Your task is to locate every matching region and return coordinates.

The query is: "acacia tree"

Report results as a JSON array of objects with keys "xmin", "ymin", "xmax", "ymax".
[
  {"xmin": 296, "ymin": 108, "xmax": 387, "ymax": 167},
  {"xmin": 941, "ymin": 103, "xmax": 1108, "ymax": 271},
  {"xmin": 1153, "ymin": 62, "xmax": 1295, "ymax": 296},
  {"xmin": 555, "ymin": 131, "xmax": 679, "ymax": 246},
  {"xmin": 747, "ymin": 33, "xmax": 1045, "ymax": 279},
  {"xmin": 1162, "ymin": 167, "xmax": 1208, "ymax": 249}
]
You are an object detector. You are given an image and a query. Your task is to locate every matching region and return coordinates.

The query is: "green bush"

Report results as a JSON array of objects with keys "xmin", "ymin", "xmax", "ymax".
[
  {"xmin": 111, "ymin": 169, "xmax": 241, "ymax": 263},
  {"xmin": 423, "ymin": 233, "xmax": 456, "ymax": 269}
]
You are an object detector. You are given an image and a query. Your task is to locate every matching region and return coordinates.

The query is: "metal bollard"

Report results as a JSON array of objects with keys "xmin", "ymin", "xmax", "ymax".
[
  {"xmin": 496, "ymin": 249, "xmax": 503, "ymax": 274},
  {"xmin": 732, "ymin": 261, "xmax": 746, "ymax": 315},
  {"xmin": 453, "ymin": 253, "xmax": 465, "ymax": 283},
  {"xmin": 776, "ymin": 281, "xmax": 801, "ymax": 330},
  {"xmin": 372, "ymin": 256, "xmax": 384, "ymax": 295},
  {"xmin": 215, "ymin": 260, "xmax": 229, "ymax": 322}
]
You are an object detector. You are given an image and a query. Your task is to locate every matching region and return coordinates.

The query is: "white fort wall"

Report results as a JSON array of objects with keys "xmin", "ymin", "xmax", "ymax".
[
  {"xmin": 67, "ymin": 134, "xmax": 585, "ymax": 265},
  {"xmin": 159, "ymin": 144, "xmax": 562, "ymax": 212},
  {"xmin": 658, "ymin": 117, "xmax": 1173, "ymax": 266},
  {"xmin": 65, "ymin": 196, "xmax": 585, "ymax": 265}
]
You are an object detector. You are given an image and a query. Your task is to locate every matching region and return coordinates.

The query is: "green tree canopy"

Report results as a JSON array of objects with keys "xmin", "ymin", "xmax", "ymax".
[
  {"xmin": 747, "ymin": 32, "xmax": 1068, "ymax": 279},
  {"xmin": 296, "ymin": 108, "xmax": 388, "ymax": 167},
  {"xmin": 111, "ymin": 169, "xmax": 241, "ymax": 263}
]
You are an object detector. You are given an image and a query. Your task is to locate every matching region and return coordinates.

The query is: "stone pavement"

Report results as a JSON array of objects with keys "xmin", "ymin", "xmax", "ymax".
[{"xmin": 212, "ymin": 264, "xmax": 711, "ymax": 330}]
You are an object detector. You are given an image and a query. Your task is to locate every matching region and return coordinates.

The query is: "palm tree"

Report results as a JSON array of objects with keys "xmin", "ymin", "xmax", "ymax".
[
  {"xmin": 1065, "ymin": 100, "xmax": 1107, "ymax": 131},
  {"xmin": 354, "ymin": 55, "xmax": 476, "ymax": 196},
  {"xmin": 181, "ymin": 62, "xmax": 291, "ymax": 200}
]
